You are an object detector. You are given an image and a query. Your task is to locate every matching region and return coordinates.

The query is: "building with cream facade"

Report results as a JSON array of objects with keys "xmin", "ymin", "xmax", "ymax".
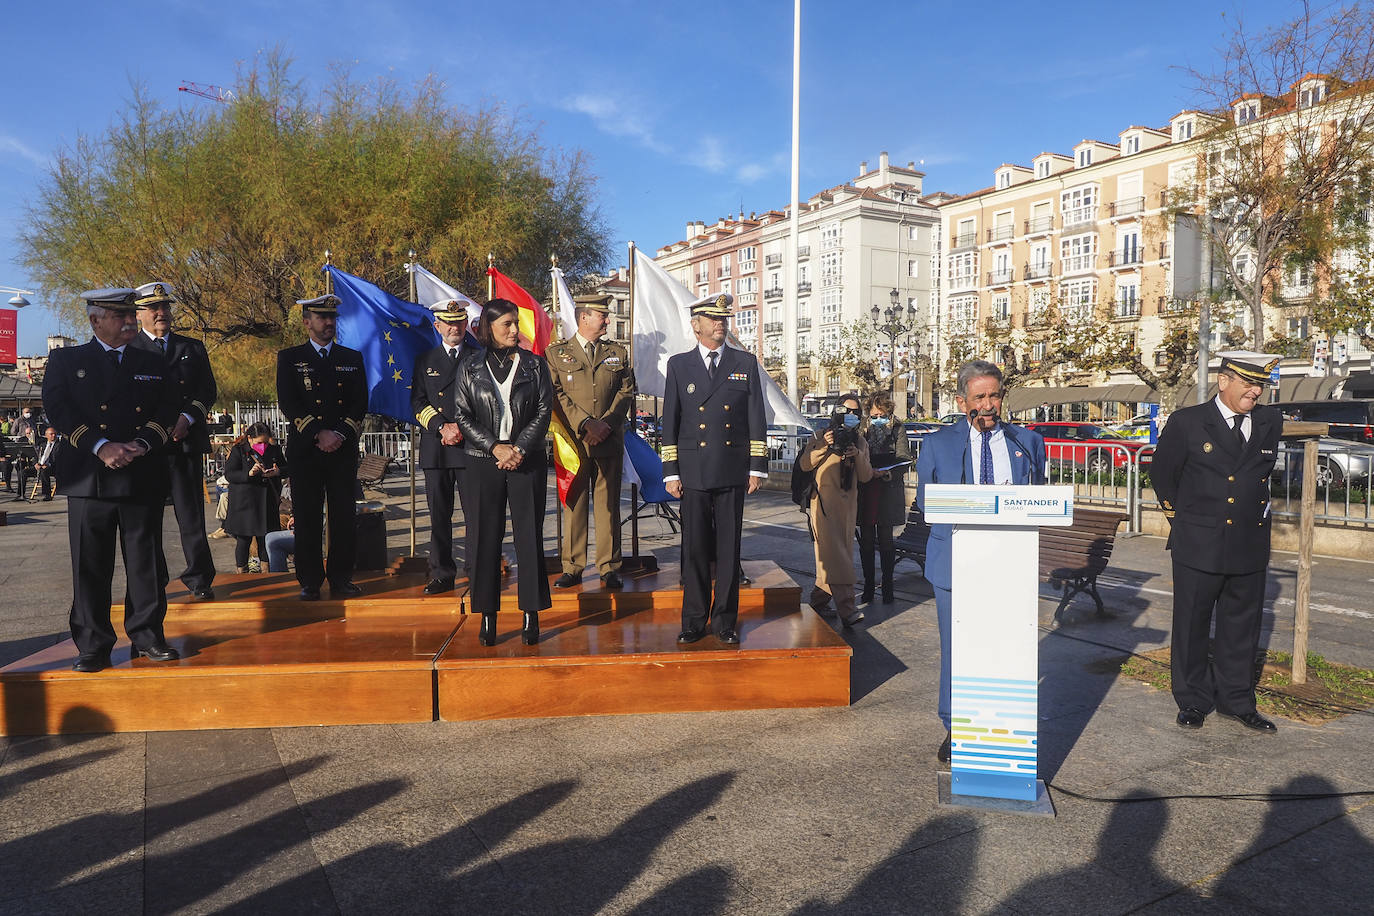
[{"xmin": 654, "ymin": 153, "xmax": 941, "ymax": 414}]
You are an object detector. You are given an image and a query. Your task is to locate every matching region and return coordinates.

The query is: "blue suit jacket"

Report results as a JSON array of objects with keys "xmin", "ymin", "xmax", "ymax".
[{"xmin": 914, "ymin": 418, "xmax": 1047, "ymax": 590}]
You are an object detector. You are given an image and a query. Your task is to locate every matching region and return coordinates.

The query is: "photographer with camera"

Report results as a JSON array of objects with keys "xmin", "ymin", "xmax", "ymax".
[{"xmin": 800, "ymin": 395, "xmax": 874, "ymax": 628}]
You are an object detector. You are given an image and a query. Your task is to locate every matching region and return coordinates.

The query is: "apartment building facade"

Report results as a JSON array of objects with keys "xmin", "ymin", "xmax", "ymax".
[{"xmin": 655, "ymin": 152, "xmax": 941, "ymax": 413}]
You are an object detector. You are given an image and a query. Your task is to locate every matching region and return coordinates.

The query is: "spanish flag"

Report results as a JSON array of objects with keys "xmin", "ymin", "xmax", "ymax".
[{"xmin": 486, "ymin": 266, "xmax": 584, "ymax": 505}]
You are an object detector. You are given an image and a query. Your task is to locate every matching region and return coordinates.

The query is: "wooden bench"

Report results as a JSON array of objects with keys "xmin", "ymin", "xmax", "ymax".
[
  {"xmin": 891, "ymin": 500, "xmax": 1127, "ymax": 625},
  {"xmin": 1040, "ymin": 507, "xmax": 1127, "ymax": 624},
  {"xmin": 357, "ymin": 453, "xmax": 393, "ymax": 495}
]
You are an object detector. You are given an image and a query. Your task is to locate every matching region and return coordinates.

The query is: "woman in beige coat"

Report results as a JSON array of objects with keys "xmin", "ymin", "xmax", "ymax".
[{"xmin": 801, "ymin": 395, "xmax": 874, "ymax": 627}]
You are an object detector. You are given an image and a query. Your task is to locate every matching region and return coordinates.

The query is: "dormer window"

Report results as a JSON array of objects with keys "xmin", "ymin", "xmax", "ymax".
[
  {"xmin": 1036, "ymin": 160, "xmax": 1050, "ymax": 179},
  {"xmin": 1124, "ymin": 135, "xmax": 1140, "ymax": 155},
  {"xmin": 1175, "ymin": 119, "xmax": 1194, "ymax": 141},
  {"xmin": 1078, "ymin": 148, "xmax": 1092, "ymax": 167},
  {"xmin": 997, "ymin": 171, "xmax": 1011, "ymax": 189},
  {"xmin": 1236, "ymin": 102, "xmax": 1259, "ymax": 124},
  {"xmin": 1299, "ymin": 83, "xmax": 1326, "ymax": 108}
]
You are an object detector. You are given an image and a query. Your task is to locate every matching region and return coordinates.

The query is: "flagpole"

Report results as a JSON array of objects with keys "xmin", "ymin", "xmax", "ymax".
[
  {"xmin": 487, "ymin": 253, "xmax": 494, "ymax": 301},
  {"xmin": 627, "ymin": 240, "xmax": 640, "ymax": 561},
  {"xmin": 787, "ymin": 0, "xmax": 801, "ymax": 406},
  {"xmin": 550, "ymin": 253, "xmax": 564, "ymax": 553},
  {"xmin": 407, "ymin": 249, "xmax": 418, "ymax": 558},
  {"xmin": 324, "ymin": 249, "xmax": 333, "ymax": 295}
]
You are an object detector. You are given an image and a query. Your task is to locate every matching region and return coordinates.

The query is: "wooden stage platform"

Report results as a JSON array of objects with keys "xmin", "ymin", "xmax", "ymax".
[{"xmin": 0, "ymin": 562, "xmax": 851, "ymax": 735}]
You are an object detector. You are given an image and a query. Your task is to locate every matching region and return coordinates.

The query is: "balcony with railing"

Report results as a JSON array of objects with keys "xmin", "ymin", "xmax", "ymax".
[
  {"xmin": 797, "ymin": 245, "xmax": 811, "ymax": 259},
  {"xmin": 763, "ymin": 322, "xmax": 784, "ymax": 335},
  {"xmin": 951, "ymin": 232, "xmax": 978, "ymax": 251},
  {"xmin": 1109, "ymin": 197, "xmax": 1145, "ymax": 220},
  {"xmin": 1158, "ymin": 296, "xmax": 1192, "ymax": 314},
  {"xmin": 764, "ymin": 286, "xmax": 784, "ymax": 301},
  {"xmin": 1024, "ymin": 215, "xmax": 1054, "ymax": 237},
  {"xmin": 986, "ymin": 268, "xmax": 1014, "ymax": 286},
  {"xmin": 796, "ymin": 349, "xmax": 812, "ymax": 362},
  {"xmin": 1024, "ymin": 262, "xmax": 1053, "ymax": 281},
  {"xmin": 796, "ymin": 317, "xmax": 811, "ymax": 330},
  {"xmin": 796, "ymin": 281, "xmax": 812, "ymax": 295},
  {"xmin": 1061, "ymin": 205, "xmax": 1098, "ymax": 232},
  {"xmin": 949, "ymin": 272, "xmax": 978, "ymax": 291},
  {"xmin": 1107, "ymin": 248, "xmax": 1143, "ymax": 269},
  {"xmin": 717, "ymin": 266, "xmax": 732, "ymax": 278},
  {"xmin": 765, "ymin": 253, "xmax": 783, "ymax": 266},
  {"xmin": 987, "ymin": 225, "xmax": 1015, "ymax": 244},
  {"xmin": 1113, "ymin": 298, "xmax": 1140, "ymax": 319}
]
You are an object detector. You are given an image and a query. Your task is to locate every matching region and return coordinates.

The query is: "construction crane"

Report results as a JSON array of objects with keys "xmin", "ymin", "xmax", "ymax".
[{"xmin": 177, "ymin": 81, "xmax": 235, "ymax": 103}]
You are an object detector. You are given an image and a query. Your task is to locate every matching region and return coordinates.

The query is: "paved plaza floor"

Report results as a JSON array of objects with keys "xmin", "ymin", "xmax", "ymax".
[{"xmin": 1, "ymin": 481, "xmax": 1372, "ymax": 914}]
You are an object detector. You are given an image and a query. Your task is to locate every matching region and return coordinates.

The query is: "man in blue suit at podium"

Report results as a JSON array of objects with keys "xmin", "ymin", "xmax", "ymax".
[{"xmin": 915, "ymin": 360, "xmax": 1046, "ymax": 764}]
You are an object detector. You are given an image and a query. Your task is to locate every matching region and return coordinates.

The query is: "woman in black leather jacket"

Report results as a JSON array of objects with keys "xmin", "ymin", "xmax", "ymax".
[{"xmin": 453, "ymin": 298, "xmax": 555, "ymax": 646}]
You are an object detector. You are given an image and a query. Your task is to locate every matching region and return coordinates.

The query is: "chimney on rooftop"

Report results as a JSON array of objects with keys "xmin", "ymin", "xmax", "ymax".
[
  {"xmin": 859, "ymin": 160, "xmax": 868, "ymax": 175},
  {"xmin": 879, "ymin": 151, "xmax": 890, "ymax": 171}
]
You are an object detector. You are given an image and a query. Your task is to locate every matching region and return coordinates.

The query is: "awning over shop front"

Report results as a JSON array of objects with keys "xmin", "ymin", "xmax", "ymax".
[
  {"xmin": 1005, "ymin": 374, "xmax": 1344, "ymax": 414},
  {"xmin": 0, "ymin": 375, "xmax": 42, "ymax": 407}
]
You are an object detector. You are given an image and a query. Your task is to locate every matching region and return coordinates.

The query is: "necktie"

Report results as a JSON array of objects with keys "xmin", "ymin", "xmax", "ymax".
[
  {"xmin": 707, "ymin": 350, "xmax": 718, "ymax": 378},
  {"xmin": 449, "ymin": 347, "xmax": 459, "ymax": 362},
  {"xmin": 317, "ymin": 346, "xmax": 328, "ymax": 362},
  {"xmin": 107, "ymin": 348, "xmax": 121, "ymax": 369},
  {"xmin": 585, "ymin": 340, "xmax": 596, "ymax": 363},
  {"xmin": 1232, "ymin": 414, "xmax": 1246, "ymax": 447},
  {"xmin": 156, "ymin": 337, "xmax": 166, "ymax": 355},
  {"xmin": 979, "ymin": 428, "xmax": 994, "ymax": 485}
]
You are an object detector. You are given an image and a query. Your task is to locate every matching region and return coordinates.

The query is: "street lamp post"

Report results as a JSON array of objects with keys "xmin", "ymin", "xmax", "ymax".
[
  {"xmin": 870, "ymin": 287, "xmax": 921, "ymax": 415},
  {"xmin": 1, "ymin": 286, "xmax": 33, "ymax": 309}
]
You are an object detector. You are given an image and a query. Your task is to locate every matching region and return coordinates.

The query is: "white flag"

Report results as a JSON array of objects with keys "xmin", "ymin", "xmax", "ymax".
[
  {"xmin": 551, "ymin": 266, "xmax": 578, "ymax": 340},
  {"xmin": 409, "ymin": 263, "xmax": 483, "ymax": 325},
  {"xmin": 632, "ymin": 248, "xmax": 810, "ymax": 428}
]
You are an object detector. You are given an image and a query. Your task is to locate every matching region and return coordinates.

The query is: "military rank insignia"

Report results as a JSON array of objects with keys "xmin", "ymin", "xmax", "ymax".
[
  {"xmin": 1203, "ymin": 442, "xmax": 1212, "ymax": 453},
  {"xmin": 686, "ymin": 383, "xmax": 696, "ymax": 394}
]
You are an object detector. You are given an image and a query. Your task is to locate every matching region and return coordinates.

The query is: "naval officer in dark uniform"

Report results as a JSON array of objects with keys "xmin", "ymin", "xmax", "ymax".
[
  {"xmin": 275, "ymin": 294, "xmax": 368, "ymax": 600},
  {"xmin": 661, "ymin": 293, "xmax": 768, "ymax": 646},
  {"xmin": 1152, "ymin": 351, "xmax": 1283, "ymax": 733},
  {"xmin": 547, "ymin": 296, "xmax": 636, "ymax": 590},
  {"xmin": 43, "ymin": 288, "xmax": 184, "ymax": 671},
  {"xmin": 411, "ymin": 298, "xmax": 479, "ymax": 594},
  {"xmin": 128, "ymin": 281, "xmax": 219, "ymax": 600}
]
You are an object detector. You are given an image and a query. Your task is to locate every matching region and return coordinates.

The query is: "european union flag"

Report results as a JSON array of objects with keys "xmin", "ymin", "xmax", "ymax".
[{"xmin": 326, "ymin": 265, "xmax": 439, "ymax": 425}]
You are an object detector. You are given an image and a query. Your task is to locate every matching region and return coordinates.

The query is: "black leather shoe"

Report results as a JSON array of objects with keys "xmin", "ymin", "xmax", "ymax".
[
  {"xmin": 1222, "ymin": 711, "xmax": 1277, "ymax": 733},
  {"xmin": 299, "ymin": 587, "xmax": 321, "ymax": 601},
  {"xmin": 1176, "ymin": 707, "xmax": 1207, "ymax": 729},
  {"xmin": 132, "ymin": 642, "xmax": 180, "ymax": 662},
  {"xmin": 522, "ymin": 612, "xmax": 540, "ymax": 645},
  {"xmin": 553, "ymin": 573, "xmax": 581, "ymax": 589},
  {"xmin": 72, "ymin": 653, "xmax": 110, "ymax": 673},
  {"xmin": 937, "ymin": 733, "xmax": 952, "ymax": 764},
  {"xmin": 423, "ymin": 577, "xmax": 455, "ymax": 595},
  {"xmin": 600, "ymin": 571, "xmax": 623, "ymax": 590},
  {"xmin": 860, "ymin": 588, "xmax": 875, "ymax": 605},
  {"xmin": 677, "ymin": 629, "xmax": 706, "ymax": 645},
  {"xmin": 331, "ymin": 581, "xmax": 363, "ymax": 598},
  {"xmin": 191, "ymin": 588, "xmax": 215, "ymax": 602},
  {"xmin": 716, "ymin": 629, "xmax": 740, "ymax": 645},
  {"xmin": 478, "ymin": 613, "xmax": 497, "ymax": 647}
]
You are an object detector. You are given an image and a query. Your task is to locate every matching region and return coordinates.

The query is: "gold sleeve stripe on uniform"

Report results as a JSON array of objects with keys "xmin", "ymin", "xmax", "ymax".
[
  {"xmin": 190, "ymin": 400, "xmax": 210, "ymax": 415},
  {"xmin": 1163, "ymin": 510, "xmax": 1175, "ymax": 519},
  {"xmin": 660, "ymin": 445, "xmax": 678, "ymax": 462},
  {"xmin": 417, "ymin": 405, "xmax": 439, "ymax": 427},
  {"xmin": 145, "ymin": 421, "xmax": 169, "ymax": 444},
  {"xmin": 70, "ymin": 424, "xmax": 88, "ymax": 447},
  {"xmin": 344, "ymin": 418, "xmax": 362, "ymax": 435},
  {"xmin": 295, "ymin": 415, "xmax": 316, "ymax": 432},
  {"xmin": 749, "ymin": 440, "xmax": 768, "ymax": 457}
]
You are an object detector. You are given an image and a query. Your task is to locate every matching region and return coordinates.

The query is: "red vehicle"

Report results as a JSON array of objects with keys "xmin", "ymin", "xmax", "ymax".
[{"xmin": 1023, "ymin": 422, "xmax": 1151, "ymax": 474}]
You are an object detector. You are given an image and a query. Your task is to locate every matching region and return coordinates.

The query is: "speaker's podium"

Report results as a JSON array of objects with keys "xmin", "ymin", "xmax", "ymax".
[{"xmin": 924, "ymin": 483, "xmax": 1074, "ymax": 817}]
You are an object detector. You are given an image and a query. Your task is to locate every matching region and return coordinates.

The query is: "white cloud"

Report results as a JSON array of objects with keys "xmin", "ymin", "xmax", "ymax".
[
  {"xmin": 0, "ymin": 136, "xmax": 47, "ymax": 168},
  {"xmin": 563, "ymin": 94, "xmax": 669, "ymax": 155}
]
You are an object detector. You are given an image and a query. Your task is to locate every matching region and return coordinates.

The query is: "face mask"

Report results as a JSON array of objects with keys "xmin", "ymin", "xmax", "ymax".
[
  {"xmin": 869, "ymin": 416, "xmax": 889, "ymax": 427},
  {"xmin": 842, "ymin": 413, "xmax": 861, "ymax": 429}
]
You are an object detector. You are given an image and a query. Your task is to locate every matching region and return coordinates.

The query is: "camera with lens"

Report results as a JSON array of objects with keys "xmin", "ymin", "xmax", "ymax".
[{"xmin": 828, "ymin": 406, "xmax": 859, "ymax": 453}]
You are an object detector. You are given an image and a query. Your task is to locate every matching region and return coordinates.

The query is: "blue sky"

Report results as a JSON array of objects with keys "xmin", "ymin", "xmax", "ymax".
[{"xmin": 1, "ymin": 0, "xmax": 1303, "ymax": 355}]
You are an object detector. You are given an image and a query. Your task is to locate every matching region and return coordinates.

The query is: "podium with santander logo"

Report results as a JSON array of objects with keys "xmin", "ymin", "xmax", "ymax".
[{"xmin": 923, "ymin": 484, "xmax": 1075, "ymax": 816}]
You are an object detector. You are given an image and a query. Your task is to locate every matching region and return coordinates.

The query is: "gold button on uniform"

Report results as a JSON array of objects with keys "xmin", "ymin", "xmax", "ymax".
[
  {"xmin": 699, "ymin": 441, "xmax": 707, "ymax": 447},
  {"xmin": 100, "ymin": 404, "xmax": 107, "ymax": 411},
  {"xmin": 1226, "ymin": 519, "xmax": 1233, "ymax": 525},
  {"xmin": 1227, "ymin": 497, "xmax": 1234, "ymax": 503},
  {"xmin": 698, "ymin": 406, "xmax": 705, "ymax": 413},
  {"xmin": 1227, "ymin": 475, "xmax": 1235, "ymax": 482},
  {"xmin": 699, "ymin": 423, "xmax": 706, "ymax": 429}
]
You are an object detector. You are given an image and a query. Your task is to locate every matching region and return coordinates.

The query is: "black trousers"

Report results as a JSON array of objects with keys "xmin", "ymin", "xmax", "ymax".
[
  {"xmin": 67, "ymin": 495, "xmax": 168, "ymax": 656},
  {"xmin": 290, "ymin": 449, "xmax": 358, "ymax": 590},
  {"xmin": 422, "ymin": 466, "xmax": 470, "ymax": 581},
  {"xmin": 679, "ymin": 484, "xmax": 745, "ymax": 635},
  {"xmin": 1171, "ymin": 561, "xmax": 1267, "ymax": 715},
  {"xmin": 235, "ymin": 535, "xmax": 269, "ymax": 569},
  {"xmin": 466, "ymin": 455, "xmax": 550, "ymax": 615},
  {"xmin": 36, "ymin": 466, "xmax": 55, "ymax": 499},
  {"xmin": 167, "ymin": 451, "xmax": 216, "ymax": 589}
]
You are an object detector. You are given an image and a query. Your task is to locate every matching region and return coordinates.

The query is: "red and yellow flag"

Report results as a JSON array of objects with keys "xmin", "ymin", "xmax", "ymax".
[{"xmin": 486, "ymin": 266, "xmax": 583, "ymax": 505}]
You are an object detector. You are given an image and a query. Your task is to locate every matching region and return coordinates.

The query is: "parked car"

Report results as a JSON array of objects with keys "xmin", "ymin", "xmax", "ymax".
[
  {"xmin": 1023, "ymin": 422, "xmax": 1153, "ymax": 474},
  {"xmin": 904, "ymin": 421, "xmax": 942, "ymax": 450},
  {"xmin": 1272, "ymin": 399, "xmax": 1374, "ymax": 443},
  {"xmin": 1271, "ymin": 437, "xmax": 1374, "ymax": 489}
]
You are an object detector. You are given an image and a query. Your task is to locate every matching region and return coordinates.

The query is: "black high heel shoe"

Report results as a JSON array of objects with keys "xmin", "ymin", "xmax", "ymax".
[
  {"xmin": 479, "ymin": 613, "xmax": 497, "ymax": 647},
  {"xmin": 522, "ymin": 611, "xmax": 540, "ymax": 645}
]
